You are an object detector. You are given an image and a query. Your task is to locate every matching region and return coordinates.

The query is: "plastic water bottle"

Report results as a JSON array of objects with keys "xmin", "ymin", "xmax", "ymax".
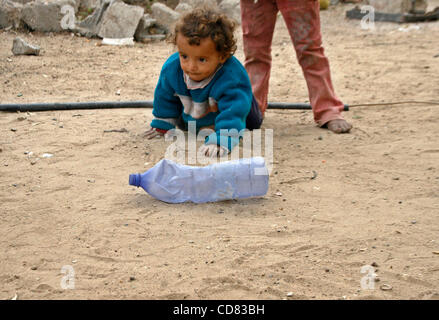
[{"xmin": 129, "ymin": 157, "xmax": 269, "ymax": 203}]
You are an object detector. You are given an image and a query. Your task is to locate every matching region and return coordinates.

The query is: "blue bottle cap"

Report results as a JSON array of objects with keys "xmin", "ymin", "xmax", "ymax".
[{"xmin": 129, "ymin": 173, "xmax": 141, "ymax": 187}]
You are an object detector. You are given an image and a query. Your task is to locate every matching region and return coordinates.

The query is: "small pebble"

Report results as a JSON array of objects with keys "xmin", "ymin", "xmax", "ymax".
[
  {"xmin": 380, "ymin": 284, "xmax": 392, "ymax": 291},
  {"xmin": 30, "ymin": 266, "xmax": 37, "ymax": 270},
  {"xmin": 129, "ymin": 276, "xmax": 136, "ymax": 281},
  {"xmin": 286, "ymin": 292, "xmax": 293, "ymax": 297},
  {"xmin": 10, "ymin": 128, "xmax": 17, "ymax": 132}
]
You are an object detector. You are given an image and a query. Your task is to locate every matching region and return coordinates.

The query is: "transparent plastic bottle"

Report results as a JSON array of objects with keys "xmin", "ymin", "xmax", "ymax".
[{"xmin": 129, "ymin": 157, "xmax": 269, "ymax": 203}]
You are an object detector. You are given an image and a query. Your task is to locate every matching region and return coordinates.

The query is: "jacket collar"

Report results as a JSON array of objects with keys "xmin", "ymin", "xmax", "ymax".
[{"xmin": 183, "ymin": 64, "xmax": 223, "ymax": 90}]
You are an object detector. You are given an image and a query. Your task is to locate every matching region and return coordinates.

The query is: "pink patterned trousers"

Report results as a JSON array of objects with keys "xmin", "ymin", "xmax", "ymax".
[{"xmin": 240, "ymin": 0, "xmax": 345, "ymax": 126}]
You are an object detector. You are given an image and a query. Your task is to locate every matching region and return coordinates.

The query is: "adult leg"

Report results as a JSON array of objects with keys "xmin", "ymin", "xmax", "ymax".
[
  {"xmin": 278, "ymin": 0, "xmax": 351, "ymax": 132},
  {"xmin": 240, "ymin": 0, "xmax": 278, "ymax": 115}
]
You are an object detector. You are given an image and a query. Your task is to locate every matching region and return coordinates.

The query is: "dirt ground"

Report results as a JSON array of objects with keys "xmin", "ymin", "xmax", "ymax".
[{"xmin": 1, "ymin": 2, "xmax": 439, "ymax": 300}]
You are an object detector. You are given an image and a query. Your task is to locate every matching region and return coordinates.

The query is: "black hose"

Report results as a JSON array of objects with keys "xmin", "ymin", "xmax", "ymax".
[
  {"xmin": 0, "ymin": 100, "xmax": 349, "ymax": 112},
  {"xmin": 0, "ymin": 101, "xmax": 154, "ymax": 112},
  {"xmin": 268, "ymin": 102, "xmax": 349, "ymax": 111}
]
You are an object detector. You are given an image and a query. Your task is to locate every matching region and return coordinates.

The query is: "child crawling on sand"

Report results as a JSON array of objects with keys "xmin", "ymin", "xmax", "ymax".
[{"xmin": 145, "ymin": 7, "xmax": 262, "ymax": 157}]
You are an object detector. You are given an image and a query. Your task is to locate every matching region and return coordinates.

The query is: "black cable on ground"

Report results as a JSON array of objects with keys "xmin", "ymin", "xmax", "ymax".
[
  {"xmin": 267, "ymin": 102, "xmax": 349, "ymax": 111},
  {"xmin": 1, "ymin": 100, "xmax": 438, "ymax": 113},
  {"xmin": 0, "ymin": 101, "xmax": 349, "ymax": 112},
  {"xmin": 347, "ymin": 100, "xmax": 439, "ymax": 107},
  {"xmin": 0, "ymin": 101, "xmax": 154, "ymax": 112}
]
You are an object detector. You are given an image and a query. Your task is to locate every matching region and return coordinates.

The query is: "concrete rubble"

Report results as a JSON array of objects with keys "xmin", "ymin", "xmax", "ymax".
[
  {"xmin": 1, "ymin": 0, "xmax": 242, "ymax": 42},
  {"xmin": 150, "ymin": 1, "xmax": 180, "ymax": 33},
  {"xmin": 134, "ymin": 13, "xmax": 167, "ymax": 43},
  {"xmin": 97, "ymin": 0, "xmax": 144, "ymax": 39},
  {"xmin": 79, "ymin": 0, "xmax": 99, "ymax": 10},
  {"xmin": 175, "ymin": 0, "xmax": 218, "ymax": 13},
  {"xmin": 174, "ymin": 1, "xmax": 191, "ymax": 14},
  {"xmin": 12, "ymin": 36, "xmax": 40, "ymax": 55},
  {"xmin": 0, "ymin": 0, "xmax": 23, "ymax": 29},
  {"xmin": 21, "ymin": 0, "xmax": 78, "ymax": 32},
  {"xmin": 75, "ymin": 0, "xmax": 113, "ymax": 37},
  {"xmin": 365, "ymin": 0, "xmax": 428, "ymax": 14},
  {"xmin": 1, "ymin": 0, "xmax": 436, "ymax": 44},
  {"xmin": 348, "ymin": 0, "xmax": 437, "ymax": 23}
]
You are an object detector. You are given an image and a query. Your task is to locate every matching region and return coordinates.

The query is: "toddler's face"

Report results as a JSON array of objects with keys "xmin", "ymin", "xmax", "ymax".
[{"xmin": 176, "ymin": 34, "xmax": 226, "ymax": 82}]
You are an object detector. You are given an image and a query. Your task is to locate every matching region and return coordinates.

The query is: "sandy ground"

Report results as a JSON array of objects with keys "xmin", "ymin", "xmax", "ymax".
[{"xmin": 1, "ymin": 2, "xmax": 439, "ymax": 300}]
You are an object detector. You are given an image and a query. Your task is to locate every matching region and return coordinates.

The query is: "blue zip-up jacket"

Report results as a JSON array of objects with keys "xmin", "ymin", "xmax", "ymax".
[{"xmin": 151, "ymin": 52, "xmax": 252, "ymax": 151}]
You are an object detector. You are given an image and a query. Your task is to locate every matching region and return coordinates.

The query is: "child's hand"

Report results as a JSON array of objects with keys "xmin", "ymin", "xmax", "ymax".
[
  {"xmin": 199, "ymin": 144, "xmax": 229, "ymax": 158},
  {"xmin": 145, "ymin": 127, "xmax": 167, "ymax": 139}
]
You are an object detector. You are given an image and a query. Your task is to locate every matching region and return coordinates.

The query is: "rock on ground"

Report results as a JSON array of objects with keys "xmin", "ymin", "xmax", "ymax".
[
  {"xmin": 12, "ymin": 36, "xmax": 40, "ymax": 55},
  {"xmin": 0, "ymin": 0, "xmax": 23, "ymax": 29},
  {"xmin": 21, "ymin": 0, "xmax": 78, "ymax": 32},
  {"xmin": 98, "ymin": 0, "xmax": 144, "ymax": 39},
  {"xmin": 175, "ymin": 0, "xmax": 218, "ymax": 12},
  {"xmin": 150, "ymin": 2, "xmax": 180, "ymax": 33},
  {"xmin": 75, "ymin": 0, "xmax": 114, "ymax": 37},
  {"xmin": 134, "ymin": 13, "xmax": 167, "ymax": 42},
  {"xmin": 366, "ymin": 0, "xmax": 428, "ymax": 14}
]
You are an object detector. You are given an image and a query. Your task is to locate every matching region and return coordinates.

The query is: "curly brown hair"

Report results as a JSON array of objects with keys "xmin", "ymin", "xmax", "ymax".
[{"xmin": 171, "ymin": 7, "xmax": 237, "ymax": 59}]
